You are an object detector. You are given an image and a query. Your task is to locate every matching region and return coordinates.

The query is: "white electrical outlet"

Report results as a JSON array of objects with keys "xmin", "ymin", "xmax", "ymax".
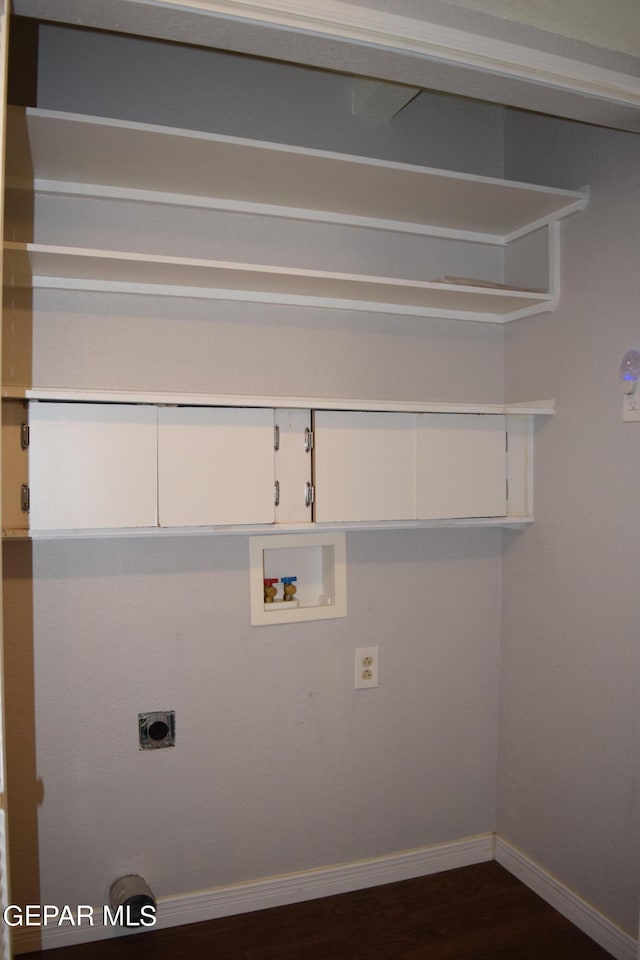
[
  {"xmin": 622, "ymin": 393, "xmax": 640, "ymax": 422},
  {"xmin": 354, "ymin": 646, "xmax": 379, "ymax": 689}
]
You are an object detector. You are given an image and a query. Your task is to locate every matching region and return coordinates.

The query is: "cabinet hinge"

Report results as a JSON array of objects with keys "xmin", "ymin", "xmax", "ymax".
[
  {"xmin": 20, "ymin": 422, "xmax": 30, "ymax": 450},
  {"xmin": 274, "ymin": 480, "xmax": 280, "ymax": 507},
  {"xmin": 274, "ymin": 424, "xmax": 280, "ymax": 451},
  {"xmin": 20, "ymin": 483, "xmax": 30, "ymax": 513},
  {"xmin": 304, "ymin": 427, "xmax": 313, "ymax": 453},
  {"xmin": 304, "ymin": 482, "xmax": 314, "ymax": 508}
]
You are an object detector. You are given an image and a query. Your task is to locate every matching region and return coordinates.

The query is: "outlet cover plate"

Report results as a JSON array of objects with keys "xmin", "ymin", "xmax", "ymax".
[
  {"xmin": 355, "ymin": 646, "xmax": 379, "ymax": 689},
  {"xmin": 623, "ymin": 394, "xmax": 640, "ymax": 421},
  {"xmin": 139, "ymin": 710, "xmax": 175, "ymax": 749}
]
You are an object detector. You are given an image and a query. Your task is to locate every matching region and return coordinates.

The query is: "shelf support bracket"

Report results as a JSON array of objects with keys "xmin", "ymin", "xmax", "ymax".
[
  {"xmin": 351, "ymin": 78, "xmax": 420, "ymax": 121},
  {"xmin": 547, "ymin": 220, "xmax": 561, "ymax": 310}
]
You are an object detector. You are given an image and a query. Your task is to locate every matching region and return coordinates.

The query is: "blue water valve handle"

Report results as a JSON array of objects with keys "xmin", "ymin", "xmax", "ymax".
[{"xmin": 281, "ymin": 576, "xmax": 298, "ymax": 602}]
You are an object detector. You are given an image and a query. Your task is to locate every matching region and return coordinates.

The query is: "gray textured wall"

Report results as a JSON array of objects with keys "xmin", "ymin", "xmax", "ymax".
[
  {"xmin": 501, "ymin": 109, "xmax": 640, "ymax": 935},
  {"xmin": 30, "ymin": 530, "xmax": 502, "ymax": 905}
]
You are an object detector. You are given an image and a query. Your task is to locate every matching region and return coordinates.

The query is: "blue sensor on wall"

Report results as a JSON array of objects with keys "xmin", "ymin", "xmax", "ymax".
[{"xmin": 619, "ymin": 349, "xmax": 640, "ymax": 395}]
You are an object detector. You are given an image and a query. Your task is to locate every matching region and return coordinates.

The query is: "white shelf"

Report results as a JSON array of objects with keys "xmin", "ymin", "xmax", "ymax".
[
  {"xmin": 7, "ymin": 107, "xmax": 588, "ymax": 243},
  {"xmin": 2, "ymin": 385, "xmax": 555, "ymax": 416},
  {"xmin": 2, "ymin": 517, "xmax": 533, "ymax": 541},
  {"xmin": 4, "ymin": 242, "xmax": 553, "ymax": 322},
  {"xmin": 5, "ymin": 108, "xmax": 588, "ymax": 322}
]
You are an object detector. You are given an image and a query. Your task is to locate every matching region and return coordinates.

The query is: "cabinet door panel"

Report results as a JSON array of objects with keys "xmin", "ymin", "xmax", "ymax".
[
  {"xmin": 417, "ymin": 413, "xmax": 506, "ymax": 519},
  {"xmin": 274, "ymin": 408, "xmax": 312, "ymax": 524},
  {"xmin": 158, "ymin": 406, "xmax": 274, "ymax": 526},
  {"xmin": 314, "ymin": 411, "xmax": 416, "ymax": 522},
  {"xmin": 29, "ymin": 402, "xmax": 158, "ymax": 530}
]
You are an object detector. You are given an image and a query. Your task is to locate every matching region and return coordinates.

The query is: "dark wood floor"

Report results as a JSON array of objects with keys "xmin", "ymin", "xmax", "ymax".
[{"xmin": 22, "ymin": 862, "xmax": 614, "ymax": 960}]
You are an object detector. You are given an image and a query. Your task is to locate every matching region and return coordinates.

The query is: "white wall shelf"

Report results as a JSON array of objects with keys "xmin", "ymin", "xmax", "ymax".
[
  {"xmin": 6, "ymin": 107, "xmax": 587, "ymax": 242},
  {"xmin": 2, "ymin": 516, "xmax": 534, "ymax": 541},
  {"xmin": 1, "ymin": 385, "xmax": 555, "ymax": 417},
  {"xmin": 4, "ymin": 107, "xmax": 587, "ymax": 324},
  {"xmin": 5, "ymin": 241, "xmax": 553, "ymax": 323},
  {"xmin": 5, "ymin": 241, "xmax": 552, "ymax": 322}
]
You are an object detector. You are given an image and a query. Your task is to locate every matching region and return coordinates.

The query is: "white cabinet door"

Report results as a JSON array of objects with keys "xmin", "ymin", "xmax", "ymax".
[
  {"xmin": 313, "ymin": 411, "xmax": 416, "ymax": 521},
  {"xmin": 417, "ymin": 413, "xmax": 506, "ymax": 519},
  {"xmin": 29, "ymin": 403, "xmax": 158, "ymax": 530},
  {"xmin": 274, "ymin": 408, "xmax": 312, "ymax": 524},
  {"xmin": 158, "ymin": 406, "xmax": 275, "ymax": 526}
]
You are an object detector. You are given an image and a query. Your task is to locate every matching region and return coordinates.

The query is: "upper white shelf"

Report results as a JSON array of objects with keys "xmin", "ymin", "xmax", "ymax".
[
  {"xmin": 6, "ymin": 107, "xmax": 588, "ymax": 243},
  {"xmin": 2, "ymin": 384, "xmax": 554, "ymax": 416}
]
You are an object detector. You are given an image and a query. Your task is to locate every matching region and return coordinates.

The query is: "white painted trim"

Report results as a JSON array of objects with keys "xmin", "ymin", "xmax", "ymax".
[
  {"xmin": 13, "ymin": 833, "xmax": 636, "ymax": 955},
  {"xmin": 495, "ymin": 838, "xmax": 638, "ymax": 960},
  {"xmin": 135, "ymin": 0, "xmax": 640, "ymax": 108},
  {"xmin": 13, "ymin": 834, "xmax": 494, "ymax": 953}
]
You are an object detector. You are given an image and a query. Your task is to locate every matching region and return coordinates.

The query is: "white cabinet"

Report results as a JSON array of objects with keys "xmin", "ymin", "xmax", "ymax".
[
  {"xmin": 313, "ymin": 409, "xmax": 508, "ymax": 523},
  {"xmin": 12, "ymin": 402, "xmax": 305, "ymax": 532},
  {"xmin": 156, "ymin": 406, "xmax": 313, "ymax": 528},
  {"xmin": 417, "ymin": 414, "xmax": 506, "ymax": 519},
  {"xmin": 2, "ymin": 396, "xmax": 544, "ymax": 535},
  {"xmin": 313, "ymin": 411, "xmax": 416, "ymax": 522},
  {"xmin": 158, "ymin": 406, "xmax": 275, "ymax": 526},
  {"xmin": 28, "ymin": 402, "xmax": 158, "ymax": 530}
]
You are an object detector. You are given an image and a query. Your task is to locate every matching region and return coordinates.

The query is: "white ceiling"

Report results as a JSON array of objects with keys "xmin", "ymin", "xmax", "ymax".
[{"xmin": 441, "ymin": 0, "xmax": 640, "ymax": 57}]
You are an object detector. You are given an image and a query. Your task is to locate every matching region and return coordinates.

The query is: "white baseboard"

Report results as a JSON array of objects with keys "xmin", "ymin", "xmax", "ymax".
[
  {"xmin": 15, "ymin": 834, "xmax": 638, "ymax": 957},
  {"xmin": 14, "ymin": 833, "xmax": 494, "ymax": 953},
  {"xmin": 495, "ymin": 837, "xmax": 637, "ymax": 960}
]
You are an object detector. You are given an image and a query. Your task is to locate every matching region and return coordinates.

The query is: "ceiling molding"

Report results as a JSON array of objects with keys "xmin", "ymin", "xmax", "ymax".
[
  {"xmin": 13, "ymin": 0, "xmax": 640, "ymax": 131},
  {"xmin": 133, "ymin": 0, "xmax": 640, "ymax": 108}
]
